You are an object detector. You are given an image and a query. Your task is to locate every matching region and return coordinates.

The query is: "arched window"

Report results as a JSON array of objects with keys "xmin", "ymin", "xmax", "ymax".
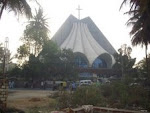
[
  {"xmin": 92, "ymin": 58, "xmax": 107, "ymax": 68},
  {"xmin": 75, "ymin": 55, "xmax": 88, "ymax": 68}
]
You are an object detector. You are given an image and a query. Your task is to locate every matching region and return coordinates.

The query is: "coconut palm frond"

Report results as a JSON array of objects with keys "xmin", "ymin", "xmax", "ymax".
[
  {"xmin": 0, "ymin": 0, "xmax": 32, "ymax": 19},
  {"xmin": 131, "ymin": 31, "xmax": 143, "ymax": 46},
  {"xmin": 6, "ymin": 0, "xmax": 32, "ymax": 18},
  {"xmin": 120, "ymin": 0, "xmax": 128, "ymax": 10}
]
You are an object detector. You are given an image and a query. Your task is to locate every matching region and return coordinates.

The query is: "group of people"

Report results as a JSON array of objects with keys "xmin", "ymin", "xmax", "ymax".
[
  {"xmin": 9, "ymin": 80, "xmax": 77, "ymax": 90},
  {"xmin": 9, "ymin": 81, "xmax": 15, "ymax": 89},
  {"xmin": 52, "ymin": 81, "xmax": 77, "ymax": 91},
  {"xmin": 61, "ymin": 81, "xmax": 77, "ymax": 91}
]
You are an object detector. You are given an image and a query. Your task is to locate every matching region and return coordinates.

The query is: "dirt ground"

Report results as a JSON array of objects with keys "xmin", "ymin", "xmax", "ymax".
[
  {"xmin": 7, "ymin": 89, "xmax": 56, "ymax": 111},
  {"xmin": 8, "ymin": 89, "xmax": 52, "ymax": 100}
]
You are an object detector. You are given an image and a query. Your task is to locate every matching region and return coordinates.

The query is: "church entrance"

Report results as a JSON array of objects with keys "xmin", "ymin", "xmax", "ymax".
[
  {"xmin": 92, "ymin": 58, "xmax": 107, "ymax": 68},
  {"xmin": 74, "ymin": 53, "xmax": 89, "ymax": 68}
]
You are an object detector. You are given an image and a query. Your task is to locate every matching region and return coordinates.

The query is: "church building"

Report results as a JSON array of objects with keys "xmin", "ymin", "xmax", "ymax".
[{"xmin": 52, "ymin": 14, "xmax": 116, "ymax": 70}]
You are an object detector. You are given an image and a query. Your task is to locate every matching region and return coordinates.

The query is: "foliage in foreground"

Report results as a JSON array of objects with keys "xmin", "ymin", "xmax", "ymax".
[
  {"xmin": 57, "ymin": 86, "xmax": 103, "ymax": 109},
  {"xmin": 56, "ymin": 82, "xmax": 150, "ymax": 111},
  {"xmin": 101, "ymin": 81, "xmax": 149, "ymax": 109}
]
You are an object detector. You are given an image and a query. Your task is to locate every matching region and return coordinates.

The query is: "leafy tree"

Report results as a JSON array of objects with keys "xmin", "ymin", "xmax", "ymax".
[
  {"xmin": 22, "ymin": 54, "xmax": 42, "ymax": 80},
  {"xmin": 120, "ymin": 0, "xmax": 150, "ymax": 76},
  {"xmin": 7, "ymin": 65, "xmax": 22, "ymax": 78},
  {"xmin": 16, "ymin": 44, "xmax": 30, "ymax": 63},
  {"xmin": 19, "ymin": 41, "xmax": 59, "ymax": 80},
  {"xmin": 38, "ymin": 41, "xmax": 77, "ymax": 80},
  {"xmin": 22, "ymin": 8, "xmax": 49, "ymax": 55},
  {"xmin": 0, "ymin": 0, "xmax": 32, "ymax": 19},
  {"xmin": 59, "ymin": 49, "xmax": 78, "ymax": 80},
  {"xmin": 113, "ymin": 54, "xmax": 136, "ymax": 72},
  {"xmin": 39, "ymin": 40, "xmax": 60, "ymax": 65},
  {"xmin": 37, "ymin": 40, "xmax": 60, "ymax": 79},
  {"xmin": 19, "ymin": 40, "xmax": 77, "ymax": 81},
  {"xmin": 113, "ymin": 45, "xmax": 136, "ymax": 77}
]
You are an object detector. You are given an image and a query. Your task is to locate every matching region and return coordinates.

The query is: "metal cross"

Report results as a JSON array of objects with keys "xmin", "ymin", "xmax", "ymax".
[{"xmin": 76, "ymin": 5, "xmax": 82, "ymax": 20}]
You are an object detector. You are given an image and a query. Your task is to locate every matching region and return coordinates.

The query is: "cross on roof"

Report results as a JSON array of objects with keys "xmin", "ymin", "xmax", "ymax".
[{"xmin": 76, "ymin": 5, "xmax": 82, "ymax": 20}]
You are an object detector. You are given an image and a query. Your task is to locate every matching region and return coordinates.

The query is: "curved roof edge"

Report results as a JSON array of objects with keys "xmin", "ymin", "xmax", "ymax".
[
  {"xmin": 51, "ymin": 15, "xmax": 78, "ymax": 46},
  {"xmin": 81, "ymin": 17, "xmax": 117, "ymax": 55}
]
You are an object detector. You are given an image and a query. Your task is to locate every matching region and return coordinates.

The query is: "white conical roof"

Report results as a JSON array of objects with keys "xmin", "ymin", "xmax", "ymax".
[
  {"xmin": 52, "ymin": 15, "xmax": 116, "ymax": 68},
  {"xmin": 60, "ymin": 22, "xmax": 115, "ymax": 67}
]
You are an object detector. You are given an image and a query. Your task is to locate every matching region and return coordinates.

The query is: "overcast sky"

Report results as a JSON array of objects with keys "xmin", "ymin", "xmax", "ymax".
[{"xmin": 0, "ymin": 0, "xmax": 149, "ymax": 63}]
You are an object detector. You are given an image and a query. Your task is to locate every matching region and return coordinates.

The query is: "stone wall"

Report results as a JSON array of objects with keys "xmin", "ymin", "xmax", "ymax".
[{"xmin": 0, "ymin": 78, "xmax": 8, "ymax": 109}]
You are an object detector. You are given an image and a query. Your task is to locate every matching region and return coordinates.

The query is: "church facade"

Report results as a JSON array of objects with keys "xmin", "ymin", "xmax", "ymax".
[{"xmin": 52, "ymin": 15, "xmax": 116, "ymax": 69}]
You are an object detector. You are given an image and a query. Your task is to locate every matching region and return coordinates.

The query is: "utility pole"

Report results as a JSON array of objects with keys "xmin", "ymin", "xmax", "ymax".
[{"xmin": 0, "ymin": 37, "xmax": 9, "ymax": 109}]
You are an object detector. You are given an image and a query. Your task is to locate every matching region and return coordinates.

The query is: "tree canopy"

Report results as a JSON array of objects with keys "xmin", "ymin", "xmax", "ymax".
[
  {"xmin": 0, "ymin": 0, "xmax": 32, "ymax": 19},
  {"xmin": 22, "ymin": 8, "xmax": 49, "ymax": 55}
]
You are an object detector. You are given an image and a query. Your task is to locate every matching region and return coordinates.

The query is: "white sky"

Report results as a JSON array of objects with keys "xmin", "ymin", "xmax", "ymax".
[{"xmin": 0, "ymin": 0, "xmax": 149, "ymax": 63}]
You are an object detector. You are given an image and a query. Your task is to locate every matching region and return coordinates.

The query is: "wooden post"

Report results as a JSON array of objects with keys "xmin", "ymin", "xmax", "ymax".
[{"xmin": 0, "ymin": 78, "xmax": 8, "ymax": 110}]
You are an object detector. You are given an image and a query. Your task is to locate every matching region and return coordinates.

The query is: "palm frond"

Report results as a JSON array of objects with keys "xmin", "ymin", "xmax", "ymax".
[
  {"xmin": 120, "ymin": 0, "xmax": 128, "ymax": 10},
  {"xmin": 6, "ymin": 0, "xmax": 32, "ymax": 18}
]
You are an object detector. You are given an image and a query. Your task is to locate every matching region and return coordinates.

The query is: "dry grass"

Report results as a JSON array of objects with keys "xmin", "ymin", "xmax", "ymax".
[
  {"xmin": 8, "ymin": 97, "xmax": 54, "ymax": 110},
  {"xmin": 7, "ymin": 90, "xmax": 57, "ymax": 112}
]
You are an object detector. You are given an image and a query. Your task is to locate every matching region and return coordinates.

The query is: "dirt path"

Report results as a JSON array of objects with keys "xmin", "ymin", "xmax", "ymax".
[
  {"xmin": 7, "ymin": 89, "xmax": 56, "ymax": 111},
  {"xmin": 8, "ymin": 89, "xmax": 53, "ymax": 100}
]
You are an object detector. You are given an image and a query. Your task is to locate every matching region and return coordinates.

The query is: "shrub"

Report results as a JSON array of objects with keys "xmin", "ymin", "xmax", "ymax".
[
  {"xmin": 71, "ymin": 86, "xmax": 103, "ymax": 107},
  {"xmin": 57, "ymin": 82, "xmax": 150, "ymax": 111},
  {"xmin": 101, "ymin": 81, "xmax": 149, "ymax": 110},
  {"xmin": 57, "ymin": 91, "xmax": 72, "ymax": 109},
  {"xmin": 49, "ymin": 91, "xmax": 60, "ymax": 99},
  {"xmin": 57, "ymin": 86, "xmax": 104, "ymax": 109}
]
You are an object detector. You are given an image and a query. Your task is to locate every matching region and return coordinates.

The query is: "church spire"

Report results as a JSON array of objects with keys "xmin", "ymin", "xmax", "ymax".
[{"xmin": 76, "ymin": 5, "xmax": 82, "ymax": 20}]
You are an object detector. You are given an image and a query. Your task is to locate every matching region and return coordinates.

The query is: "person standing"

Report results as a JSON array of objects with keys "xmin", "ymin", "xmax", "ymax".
[
  {"xmin": 63, "ymin": 81, "xmax": 67, "ymax": 90},
  {"xmin": 41, "ymin": 81, "xmax": 44, "ymax": 89},
  {"xmin": 11, "ymin": 81, "xmax": 14, "ymax": 88},
  {"xmin": 71, "ymin": 82, "xmax": 76, "ymax": 91},
  {"xmin": 9, "ymin": 81, "xmax": 12, "ymax": 89}
]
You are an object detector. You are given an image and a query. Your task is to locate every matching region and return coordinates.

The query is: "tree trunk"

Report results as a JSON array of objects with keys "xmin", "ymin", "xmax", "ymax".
[{"xmin": 145, "ymin": 45, "xmax": 149, "ymax": 77}]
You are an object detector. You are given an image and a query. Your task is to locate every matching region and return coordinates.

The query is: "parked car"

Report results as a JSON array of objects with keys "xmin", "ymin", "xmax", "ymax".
[{"xmin": 79, "ymin": 80, "xmax": 92, "ymax": 86}]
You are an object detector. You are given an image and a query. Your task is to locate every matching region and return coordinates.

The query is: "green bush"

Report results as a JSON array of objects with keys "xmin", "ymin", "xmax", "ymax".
[
  {"xmin": 128, "ymin": 85, "xmax": 149, "ymax": 108},
  {"xmin": 72, "ymin": 86, "xmax": 103, "ymax": 107},
  {"xmin": 101, "ymin": 81, "xmax": 149, "ymax": 110},
  {"xmin": 57, "ymin": 91, "xmax": 72, "ymax": 109},
  {"xmin": 56, "ymin": 82, "xmax": 150, "ymax": 111},
  {"xmin": 57, "ymin": 86, "xmax": 104, "ymax": 109}
]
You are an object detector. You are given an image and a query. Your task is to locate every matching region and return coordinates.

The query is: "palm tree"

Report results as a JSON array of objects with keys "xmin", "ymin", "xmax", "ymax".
[
  {"xmin": 120, "ymin": 0, "xmax": 150, "ymax": 76},
  {"xmin": 22, "ymin": 8, "xmax": 49, "ymax": 55},
  {"xmin": 0, "ymin": 0, "xmax": 32, "ymax": 19}
]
